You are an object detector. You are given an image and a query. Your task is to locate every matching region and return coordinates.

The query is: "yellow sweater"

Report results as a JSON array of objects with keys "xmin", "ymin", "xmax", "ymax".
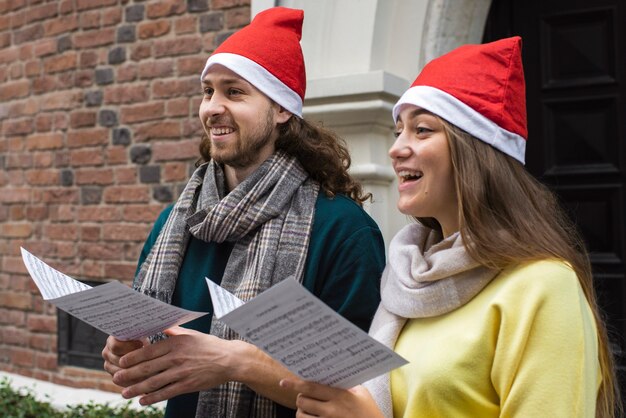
[{"xmin": 391, "ymin": 260, "xmax": 601, "ymax": 418}]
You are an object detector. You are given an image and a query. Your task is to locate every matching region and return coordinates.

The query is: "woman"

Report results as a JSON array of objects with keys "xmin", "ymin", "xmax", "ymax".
[{"xmin": 280, "ymin": 37, "xmax": 620, "ymax": 418}]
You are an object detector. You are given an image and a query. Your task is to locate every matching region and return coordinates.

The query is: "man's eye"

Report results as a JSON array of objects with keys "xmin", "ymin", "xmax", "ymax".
[{"xmin": 203, "ymin": 87, "xmax": 213, "ymax": 96}]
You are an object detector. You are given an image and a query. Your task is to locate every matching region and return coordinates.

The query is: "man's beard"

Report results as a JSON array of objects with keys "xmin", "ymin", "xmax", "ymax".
[{"xmin": 207, "ymin": 107, "xmax": 276, "ymax": 169}]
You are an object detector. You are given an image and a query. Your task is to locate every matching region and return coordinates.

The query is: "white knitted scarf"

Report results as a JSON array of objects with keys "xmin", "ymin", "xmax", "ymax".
[{"xmin": 363, "ymin": 223, "xmax": 499, "ymax": 418}]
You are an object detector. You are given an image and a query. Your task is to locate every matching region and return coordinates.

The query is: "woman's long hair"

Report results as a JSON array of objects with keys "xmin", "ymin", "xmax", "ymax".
[
  {"xmin": 197, "ymin": 116, "xmax": 371, "ymax": 205},
  {"xmin": 417, "ymin": 120, "xmax": 620, "ymax": 418}
]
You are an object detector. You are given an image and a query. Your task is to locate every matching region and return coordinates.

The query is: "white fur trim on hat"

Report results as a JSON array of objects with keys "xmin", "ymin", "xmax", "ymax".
[
  {"xmin": 201, "ymin": 52, "xmax": 303, "ymax": 118},
  {"xmin": 393, "ymin": 85, "xmax": 526, "ymax": 164}
]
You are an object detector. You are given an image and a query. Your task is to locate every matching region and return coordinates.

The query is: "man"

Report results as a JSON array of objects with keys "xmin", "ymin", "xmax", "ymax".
[{"xmin": 101, "ymin": 7, "xmax": 385, "ymax": 418}]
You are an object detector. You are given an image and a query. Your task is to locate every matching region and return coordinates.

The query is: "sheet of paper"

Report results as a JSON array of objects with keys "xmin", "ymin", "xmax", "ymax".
[
  {"xmin": 21, "ymin": 247, "xmax": 207, "ymax": 341},
  {"xmin": 207, "ymin": 278, "xmax": 408, "ymax": 388}
]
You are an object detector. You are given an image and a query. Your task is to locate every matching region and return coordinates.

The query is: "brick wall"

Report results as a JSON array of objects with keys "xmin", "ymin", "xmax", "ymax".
[{"xmin": 0, "ymin": 0, "xmax": 250, "ymax": 392}]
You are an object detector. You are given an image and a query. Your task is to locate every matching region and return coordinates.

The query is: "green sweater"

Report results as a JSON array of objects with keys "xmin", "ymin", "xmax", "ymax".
[{"xmin": 135, "ymin": 193, "xmax": 385, "ymax": 418}]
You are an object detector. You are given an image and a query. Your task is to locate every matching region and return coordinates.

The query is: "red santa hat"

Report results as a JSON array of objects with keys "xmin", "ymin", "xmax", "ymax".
[
  {"xmin": 200, "ymin": 7, "xmax": 306, "ymax": 118},
  {"xmin": 393, "ymin": 36, "xmax": 527, "ymax": 164}
]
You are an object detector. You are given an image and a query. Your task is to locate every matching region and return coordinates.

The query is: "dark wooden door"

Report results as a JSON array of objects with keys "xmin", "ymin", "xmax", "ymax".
[{"xmin": 484, "ymin": 0, "xmax": 626, "ymax": 382}]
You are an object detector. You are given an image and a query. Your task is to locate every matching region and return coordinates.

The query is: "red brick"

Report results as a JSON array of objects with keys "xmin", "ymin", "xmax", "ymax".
[
  {"xmin": 0, "ymin": 308, "xmax": 26, "ymax": 326},
  {"xmin": 10, "ymin": 205, "xmax": 25, "ymax": 220},
  {"xmin": 152, "ymin": 76, "xmax": 197, "ymax": 98},
  {"xmin": 44, "ymin": 224, "xmax": 79, "ymax": 241},
  {"xmin": 212, "ymin": 0, "xmax": 249, "ymax": 9},
  {"xmin": 154, "ymin": 36, "xmax": 202, "ymax": 58},
  {"xmin": 24, "ymin": 60, "xmax": 41, "ymax": 77},
  {"xmin": 43, "ymin": 14, "xmax": 78, "ymax": 36},
  {"xmin": 55, "ymin": 241, "xmax": 76, "ymax": 258},
  {"xmin": 9, "ymin": 62, "xmax": 23, "ymax": 79},
  {"xmin": 26, "ymin": 133, "xmax": 64, "ymax": 150},
  {"xmin": 6, "ymin": 154, "xmax": 32, "ymax": 169},
  {"xmin": 40, "ymin": 90, "xmax": 81, "ymax": 111},
  {"xmin": 43, "ymin": 52, "xmax": 77, "ymax": 73},
  {"xmin": 2, "ymin": 327, "xmax": 29, "ymax": 346},
  {"xmin": 0, "ymin": 79, "xmax": 30, "ymax": 100},
  {"xmin": 78, "ymin": 242, "xmax": 124, "ymax": 260},
  {"xmin": 67, "ymin": 128, "xmax": 109, "ymax": 147},
  {"xmin": 59, "ymin": 0, "xmax": 74, "ymax": 14},
  {"xmin": 31, "ymin": 39, "xmax": 57, "ymax": 58},
  {"xmin": 166, "ymin": 97, "xmax": 190, "ymax": 117},
  {"xmin": 103, "ymin": 223, "xmax": 150, "ymax": 241},
  {"xmin": 0, "ymin": 32, "xmax": 9, "ymax": 48},
  {"xmin": 122, "ymin": 204, "xmax": 166, "ymax": 222},
  {"xmin": 25, "ymin": 169, "xmax": 60, "ymax": 186},
  {"xmin": 0, "ymin": 47, "xmax": 19, "ymax": 65},
  {"xmin": 0, "ymin": 188, "xmax": 30, "ymax": 203},
  {"xmin": 77, "ymin": 206, "xmax": 121, "ymax": 222},
  {"xmin": 3, "ymin": 119, "xmax": 34, "ymax": 135},
  {"xmin": 225, "ymin": 6, "xmax": 250, "ymax": 29},
  {"xmin": 33, "ymin": 152, "xmax": 55, "ymax": 168},
  {"xmin": 74, "ymin": 69, "xmax": 95, "ymax": 87},
  {"xmin": 80, "ymin": 10, "xmax": 100, "ymax": 30},
  {"xmin": 11, "ymin": 348, "xmax": 35, "ymax": 367},
  {"xmin": 163, "ymin": 162, "xmax": 189, "ymax": 181},
  {"xmin": 116, "ymin": 64, "xmax": 137, "ymax": 83},
  {"xmin": 30, "ymin": 334, "xmax": 52, "ymax": 350},
  {"xmin": 70, "ymin": 149, "xmax": 105, "ymax": 166},
  {"xmin": 177, "ymin": 56, "xmax": 205, "ymax": 76},
  {"xmin": 175, "ymin": 15, "xmax": 197, "ymax": 34},
  {"xmin": 11, "ymin": 10, "xmax": 26, "ymax": 30},
  {"xmin": 120, "ymin": 102, "xmax": 164, "ymax": 123},
  {"xmin": 0, "ymin": 223, "xmax": 33, "ymax": 238},
  {"xmin": 138, "ymin": 20, "xmax": 171, "ymax": 39},
  {"xmin": 104, "ymin": 262, "xmax": 137, "ymax": 280},
  {"xmin": 0, "ymin": 14, "xmax": 8, "ymax": 31},
  {"xmin": 81, "ymin": 225, "xmax": 101, "ymax": 241},
  {"xmin": 26, "ymin": 206, "xmax": 49, "ymax": 221},
  {"xmin": 76, "ymin": 0, "xmax": 117, "ymax": 11},
  {"xmin": 79, "ymin": 50, "xmax": 99, "ymax": 68},
  {"xmin": 32, "ymin": 75, "xmax": 57, "ymax": 95},
  {"xmin": 37, "ymin": 188, "xmax": 79, "ymax": 204},
  {"xmin": 36, "ymin": 352, "xmax": 57, "ymax": 370},
  {"xmin": 0, "ymin": 291, "xmax": 31, "ymax": 309},
  {"xmin": 152, "ymin": 139, "xmax": 200, "ymax": 161},
  {"xmin": 115, "ymin": 167, "xmax": 137, "ymax": 184},
  {"xmin": 75, "ymin": 168, "xmax": 114, "ymax": 185},
  {"xmin": 25, "ymin": 3, "xmax": 58, "ymax": 24},
  {"xmin": 106, "ymin": 146, "xmax": 128, "ymax": 165},
  {"xmin": 7, "ymin": 98, "xmax": 39, "ymax": 118},
  {"xmin": 134, "ymin": 121, "xmax": 181, "ymax": 142},
  {"xmin": 103, "ymin": 84, "xmax": 149, "ymax": 104},
  {"xmin": 27, "ymin": 314, "xmax": 56, "ymax": 332},
  {"xmin": 73, "ymin": 27, "xmax": 115, "ymax": 48},
  {"xmin": 130, "ymin": 43, "xmax": 152, "ymax": 61},
  {"xmin": 69, "ymin": 111, "xmax": 97, "ymax": 128},
  {"xmin": 102, "ymin": 7, "xmax": 122, "ymax": 26},
  {"xmin": 45, "ymin": 202, "xmax": 75, "ymax": 221},
  {"xmin": 146, "ymin": 0, "xmax": 185, "ymax": 19},
  {"xmin": 138, "ymin": 60, "xmax": 174, "ymax": 79},
  {"xmin": 103, "ymin": 186, "xmax": 150, "ymax": 203},
  {"xmin": 14, "ymin": 23, "xmax": 44, "ymax": 44}
]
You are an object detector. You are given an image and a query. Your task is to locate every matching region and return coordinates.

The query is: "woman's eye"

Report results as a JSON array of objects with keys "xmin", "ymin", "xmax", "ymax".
[
  {"xmin": 228, "ymin": 88, "xmax": 242, "ymax": 96},
  {"xmin": 416, "ymin": 127, "xmax": 431, "ymax": 135},
  {"xmin": 203, "ymin": 87, "xmax": 213, "ymax": 96}
]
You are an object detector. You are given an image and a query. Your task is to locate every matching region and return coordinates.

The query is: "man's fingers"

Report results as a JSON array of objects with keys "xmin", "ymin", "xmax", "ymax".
[
  {"xmin": 119, "ymin": 338, "xmax": 171, "ymax": 368},
  {"xmin": 107, "ymin": 336, "xmax": 143, "ymax": 356}
]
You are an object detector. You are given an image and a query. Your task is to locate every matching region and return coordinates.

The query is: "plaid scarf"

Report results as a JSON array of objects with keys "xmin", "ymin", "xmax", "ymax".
[
  {"xmin": 134, "ymin": 151, "xmax": 319, "ymax": 418},
  {"xmin": 363, "ymin": 223, "xmax": 499, "ymax": 418}
]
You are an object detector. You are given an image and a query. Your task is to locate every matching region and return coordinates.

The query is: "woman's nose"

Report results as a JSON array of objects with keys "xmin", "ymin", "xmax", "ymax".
[{"xmin": 389, "ymin": 135, "xmax": 411, "ymax": 160}]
